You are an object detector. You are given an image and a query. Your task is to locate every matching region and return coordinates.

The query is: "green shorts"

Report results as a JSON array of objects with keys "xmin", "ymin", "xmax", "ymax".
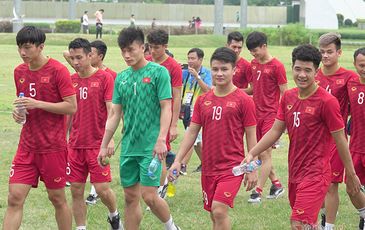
[{"xmin": 120, "ymin": 155, "xmax": 162, "ymax": 188}]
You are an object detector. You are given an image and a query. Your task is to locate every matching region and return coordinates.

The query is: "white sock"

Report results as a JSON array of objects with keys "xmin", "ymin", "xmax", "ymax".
[
  {"xmin": 164, "ymin": 215, "xmax": 177, "ymax": 230},
  {"xmin": 324, "ymin": 223, "xmax": 334, "ymax": 230},
  {"xmin": 76, "ymin": 226, "xmax": 86, "ymax": 230},
  {"xmin": 109, "ymin": 210, "xmax": 119, "ymax": 219},
  {"xmin": 359, "ymin": 207, "xmax": 365, "ymax": 219},
  {"xmin": 90, "ymin": 185, "xmax": 97, "ymax": 196}
]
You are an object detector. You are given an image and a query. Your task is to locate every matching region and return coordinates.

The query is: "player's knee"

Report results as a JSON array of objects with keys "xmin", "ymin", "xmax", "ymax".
[
  {"xmin": 48, "ymin": 192, "xmax": 67, "ymax": 208},
  {"xmin": 141, "ymin": 192, "xmax": 157, "ymax": 208},
  {"xmin": 7, "ymin": 191, "xmax": 26, "ymax": 208},
  {"xmin": 211, "ymin": 205, "xmax": 228, "ymax": 222},
  {"xmin": 327, "ymin": 183, "xmax": 339, "ymax": 194},
  {"xmin": 70, "ymin": 184, "xmax": 85, "ymax": 198},
  {"xmin": 124, "ymin": 189, "xmax": 140, "ymax": 206}
]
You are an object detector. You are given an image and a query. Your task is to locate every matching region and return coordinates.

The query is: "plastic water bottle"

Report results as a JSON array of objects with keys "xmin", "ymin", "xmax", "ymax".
[
  {"xmin": 167, "ymin": 169, "xmax": 178, "ymax": 197},
  {"xmin": 17, "ymin": 92, "xmax": 27, "ymax": 125},
  {"xmin": 147, "ymin": 155, "xmax": 161, "ymax": 179},
  {"xmin": 232, "ymin": 160, "xmax": 262, "ymax": 176}
]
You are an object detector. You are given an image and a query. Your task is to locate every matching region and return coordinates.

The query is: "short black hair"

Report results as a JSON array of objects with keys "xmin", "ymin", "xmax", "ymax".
[
  {"xmin": 147, "ymin": 29, "xmax": 168, "ymax": 45},
  {"xmin": 210, "ymin": 47, "xmax": 237, "ymax": 68},
  {"xmin": 118, "ymin": 27, "xmax": 144, "ymax": 49},
  {"xmin": 68, "ymin": 38, "xmax": 91, "ymax": 54},
  {"xmin": 188, "ymin": 48, "xmax": 204, "ymax": 59},
  {"xmin": 246, "ymin": 31, "xmax": 267, "ymax": 50},
  {"xmin": 292, "ymin": 44, "xmax": 322, "ymax": 69},
  {"xmin": 227, "ymin": 31, "xmax": 243, "ymax": 44},
  {"xmin": 353, "ymin": 47, "xmax": 365, "ymax": 61},
  {"xmin": 16, "ymin": 26, "xmax": 46, "ymax": 47},
  {"xmin": 90, "ymin": 40, "xmax": 107, "ymax": 60}
]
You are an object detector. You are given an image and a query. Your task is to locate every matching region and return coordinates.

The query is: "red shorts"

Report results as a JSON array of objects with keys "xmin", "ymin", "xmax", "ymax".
[
  {"xmin": 9, "ymin": 147, "xmax": 68, "ymax": 189},
  {"xmin": 351, "ymin": 152, "xmax": 365, "ymax": 185},
  {"xmin": 256, "ymin": 118, "xmax": 275, "ymax": 141},
  {"xmin": 289, "ymin": 177, "xmax": 330, "ymax": 226},
  {"xmin": 329, "ymin": 144, "xmax": 345, "ymax": 183},
  {"xmin": 68, "ymin": 148, "xmax": 111, "ymax": 184},
  {"xmin": 201, "ymin": 174, "xmax": 243, "ymax": 212}
]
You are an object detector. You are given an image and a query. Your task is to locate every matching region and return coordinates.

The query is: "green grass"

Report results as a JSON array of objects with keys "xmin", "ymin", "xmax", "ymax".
[{"xmin": 0, "ymin": 33, "xmax": 363, "ymax": 229}]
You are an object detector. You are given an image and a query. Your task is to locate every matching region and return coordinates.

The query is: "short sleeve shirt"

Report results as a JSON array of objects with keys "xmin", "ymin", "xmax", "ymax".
[
  {"xmin": 191, "ymin": 88, "xmax": 256, "ymax": 176},
  {"xmin": 233, "ymin": 57, "xmax": 251, "ymax": 89},
  {"xmin": 113, "ymin": 62, "xmax": 172, "ymax": 156},
  {"xmin": 14, "ymin": 58, "xmax": 75, "ymax": 153}
]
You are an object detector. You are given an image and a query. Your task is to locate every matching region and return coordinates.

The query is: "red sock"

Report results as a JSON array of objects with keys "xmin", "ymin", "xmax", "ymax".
[
  {"xmin": 272, "ymin": 180, "xmax": 282, "ymax": 188},
  {"xmin": 255, "ymin": 187, "xmax": 263, "ymax": 195}
]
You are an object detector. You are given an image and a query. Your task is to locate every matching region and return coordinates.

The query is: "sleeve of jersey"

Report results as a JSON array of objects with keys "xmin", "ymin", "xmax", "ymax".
[
  {"xmin": 242, "ymin": 96, "xmax": 256, "ymax": 127},
  {"xmin": 157, "ymin": 67, "xmax": 173, "ymax": 101},
  {"xmin": 191, "ymin": 96, "xmax": 202, "ymax": 125},
  {"xmin": 276, "ymin": 91, "xmax": 287, "ymax": 121},
  {"xmin": 323, "ymin": 98, "xmax": 345, "ymax": 132},
  {"xmin": 276, "ymin": 62, "xmax": 287, "ymax": 85},
  {"xmin": 112, "ymin": 73, "xmax": 122, "ymax": 104},
  {"xmin": 171, "ymin": 64, "xmax": 183, "ymax": 87},
  {"xmin": 103, "ymin": 73, "xmax": 114, "ymax": 101},
  {"xmin": 56, "ymin": 66, "xmax": 76, "ymax": 98}
]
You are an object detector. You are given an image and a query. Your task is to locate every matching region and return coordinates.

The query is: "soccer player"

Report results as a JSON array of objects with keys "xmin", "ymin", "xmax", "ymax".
[
  {"xmin": 90, "ymin": 40, "xmax": 117, "ymax": 80},
  {"xmin": 244, "ymin": 44, "xmax": 362, "ymax": 229},
  {"xmin": 348, "ymin": 47, "xmax": 365, "ymax": 230},
  {"xmin": 246, "ymin": 31, "xmax": 286, "ymax": 203},
  {"xmin": 97, "ymin": 27, "xmax": 180, "ymax": 230},
  {"xmin": 315, "ymin": 32, "xmax": 357, "ymax": 229},
  {"xmin": 146, "ymin": 29, "xmax": 182, "ymax": 196},
  {"xmin": 3, "ymin": 26, "xmax": 76, "ymax": 230},
  {"xmin": 226, "ymin": 31, "xmax": 252, "ymax": 94},
  {"xmin": 169, "ymin": 47, "xmax": 258, "ymax": 230},
  {"xmin": 179, "ymin": 48, "xmax": 212, "ymax": 175},
  {"xmin": 67, "ymin": 38, "xmax": 122, "ymax": 230}
]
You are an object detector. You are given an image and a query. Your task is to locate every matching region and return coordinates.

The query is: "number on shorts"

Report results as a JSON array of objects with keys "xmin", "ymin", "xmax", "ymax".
[
  {"xmin": 9, "ymin": 164, "xmax": 15, "ymax": 177},
  {"xmin": 202, "ymin": 190, "xmax": 209, "ymax": 206},
  {"xmin": 66, "ymin": 162, "xmax": 71, "ymax": 175}
]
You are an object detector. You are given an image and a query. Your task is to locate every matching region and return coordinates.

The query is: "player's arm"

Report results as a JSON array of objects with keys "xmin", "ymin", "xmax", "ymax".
[
  {"xmin": 65, "ymin": 115, "xmax": 73, "ymax": 139},
  {"xmin": 279, "ymin": 83, "xmax": 287, "ymax": 97},
  {"xmin": 243, "ymin": 82, "xmax": 253, "ymax": 95},
  {"xmin": 105, "ymin": 101, "xmax": 115, "ymax": 156},
  {"xmin": 154, "ymin": 99, "xmax": 172, "ymax": 160},
  {"xmin": 168, "ymin": 122, "xmax": 201, "ymax": 180},
  {"xmin": 331, "ymin": 129, "xmax": 361, "ymax": 195},
  {"xmin": 18, "ymin": 94, "xmax": 77, "ymax": 115},
  {"xmin": 245, "ymin": 119, "xmax": 286, "ymax": 163},
  {"xmin": 170, "ymin": 86, "xmax": 182, "ymax": 142},
  {"xmin": 62, "ymin": 50, "xmax": 75, "ymax": 70},
  {"xmin": 243, "ymin": 125, "xmax": 258, "ymax": 191}
]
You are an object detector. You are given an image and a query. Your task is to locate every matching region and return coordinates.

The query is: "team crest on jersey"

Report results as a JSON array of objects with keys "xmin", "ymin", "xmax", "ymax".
[
  {"xmin": 336, "ymin": 79, "xmax": 344, "ymax": 85},
  {"xmin": 226, "ymin": 101, "xmax": 236, "ymax": 108},
  {"xmin": 204, "ymin": 101, "xmax": 212, "ymax": 106},
  {"xmin": 41, "ymin": 77, "xmax": 50, "ymax": 83},
  {"xmin": 305, "ymin": 106, "xmax": 315, "ymax": 115},
  {"xmin": 73, "ymin": 83, "xmax": 78, "ymax": 88},
  {"xmin": 287, "ymin": 105, "xmax": 293, "ymax": 110},
  {"xmin": 143, "ymin": 77, "xmax": 151, "ymax": 83},
  {"xmin": 351, "ymin": 87, "xmax": 357, "ymax": 91},
  {"xmin": 91, "ymin": 82, "xmax": 99, "ymax": 87},
  {"xmin": 19, "ymin": 78, "xmax": 25, "ymax": 84}
]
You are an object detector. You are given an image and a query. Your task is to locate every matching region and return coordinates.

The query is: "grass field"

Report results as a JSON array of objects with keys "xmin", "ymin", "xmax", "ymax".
[{"xmin": 0, "ymin": 33, "xmax": 363, "ymax": 229}]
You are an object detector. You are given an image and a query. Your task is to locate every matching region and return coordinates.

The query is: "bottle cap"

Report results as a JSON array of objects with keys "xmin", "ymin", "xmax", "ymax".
[{"xmin": 19, "ymin": 92, "xmax": 24, "ymax": 97}]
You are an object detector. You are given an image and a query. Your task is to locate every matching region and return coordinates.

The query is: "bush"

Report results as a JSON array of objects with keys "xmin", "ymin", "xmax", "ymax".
[
  {"xmin": 0, "ymin": 20, "xmax": 12, "ymax": 33},
  {"xmin": 24, "ymin": 22, "xmax": 52, "ymax": 33},
  {"xmin": 55, "ymin": 20, "xmax": 80, "ymax": 33},
  {"xmin": 344, "ymin": 19, "xmax": 353, "ymax": 27}
]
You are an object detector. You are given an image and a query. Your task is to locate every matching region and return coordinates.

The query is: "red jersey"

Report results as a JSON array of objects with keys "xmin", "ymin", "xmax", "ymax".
[
  {"xmin": 68, "ymin": 69, "xmax": 114, "ymax": 149},
  {"xmin": 14, "ymin": 58, "xmax": 75, "ymax": 153},
  {"xmin": 315, "ymin": 67, "xmax": 355, "ymax": 125},
  {"xmin": 104, "ymin": 67, "xmax": 117, "ymax": 80},
  {"xmin": 250, "ymin": 58, "xmax": 287, "ymax": 119},
  {"xmin": 233, "ymin": 57, "xmax": 251, "ymax": 89},
  {"xmin": 277, "ymin": 87, "xmax": 344, "ymax": 183},
  {"xmin": 348, "ymin": 76, "xmax": 365, "ymax": 154},
  {"xmin": 191, "ymin": 88, "xmax": 256, "ymax": 176}
]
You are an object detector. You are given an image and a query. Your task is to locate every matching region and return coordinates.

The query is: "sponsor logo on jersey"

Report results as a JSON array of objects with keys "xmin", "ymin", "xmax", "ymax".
[
  {"xmin": 19, "ymin": 78, "xmax": 25, "ymax": 84},
  {"xmin": 91, "ymin": 82, "xmax": 99, "ymax": 87},
  {"xmin": 121, "ymin": 80, "xmax": 127, "ymax": 85},
  {"xmin": 336, "ymin": 79, "xmax": 344, "ymax": 85},
  {"xmin": 226, "ymin": 101, "xmax": 236, "ymax": 108},
  {"xmin": 305, "ymin": 106, "xmax": 315, "ymax": 115},
  {"xmin": 296, "ymin": 209, "xmax": 305, "ymax": 215},
  {"xmin": 287, "ymin": 105, "xmax": 293, "ymax": 110},
  {"xmin": 224, "ymin": 192, "xmax": 232, "ymax": 197},
  {"xmin": 333, "ymin": 172, "xmax": 340, "ymax": 177},
  {"xmin": 41, "ymin": 77, "xmax": 50, "ymax": 83},
  {"xmin": 143, "ymin": 77, "xmax": 151, "ymax": 83},
  {"xmin": 352, "ymin": 87, "xmax": 357, "ymax": 91},
  {"xmin": 73, "ymin": 83, "xmax": 78, "ymax": 88},
  {"xmin": 204, "ymin": 101, "xmax": 212, "ymax": 106},
  {"xmin": 102, "ymin": 171, "xmax": 109, "ymax": 176},
  {"xmin": 54, "ymin": 177, "xmax": 62, "ymax": 183}
]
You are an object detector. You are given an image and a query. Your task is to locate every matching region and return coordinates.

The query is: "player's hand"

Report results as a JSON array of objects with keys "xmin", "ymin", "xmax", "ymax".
[
  {"xmin": 16, "ymin": 96, "xmax": 39, "ymax": 110},
  {"xmin": 106, "ymin": 138, "xmax": 115, "ymax": 157},
  {"xmin": 243, "ymin": 153, "xmax": 254, "ymax": 165},
  {"xmin": 13, "ymin": 98, "xmax": 28, "ymax": 123},
  {"xmin": 169, "ymin": 126, "xmax": 178, "ymax": 142},
  {"xmin": 97, "ymin": 147, "xmax": 108, "ymax": 167},
  {"xmin": 244, "ymin": 170, "xmax": 258, "ymax": 191},
  {"xmin": 153, "ymin": 139, "xmax": 167, "ymax": 161},
  {"xmin": 168, "ymin": 162, "xmax": 181, "ymax": 182},
  {"xmin": 345, "ymin": 172, "xmax": 361, "ymax": 196},
  {"xmin": 188, "ymin": 67, "xmax": 198, "ymax": 79}
]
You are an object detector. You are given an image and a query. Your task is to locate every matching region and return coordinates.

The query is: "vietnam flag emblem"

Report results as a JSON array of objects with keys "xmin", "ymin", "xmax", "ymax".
[
  {"xmin": 41, "ymin": 77, "xmax": 50, "ymax": 83},
  {"xmin": 336, "ymin": 79, "xmax": 344, "ymax": 85},
  {"xmin": 305, "ymin": 106, "xmax": 315, "ymax": 114},
  {"xmin": 226, "ymin": 101, "xmax": 236, "ymax": 108},
  {"xmin": 91, "ymin": 82, "xmax": 99, "ymax": 87},
  {"xmin": 143, "ymin": 77, "xmax": 151, "ymax": 83}
]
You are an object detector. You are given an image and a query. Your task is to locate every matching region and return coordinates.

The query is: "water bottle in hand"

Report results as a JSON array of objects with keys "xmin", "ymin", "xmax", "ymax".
[
  {"xmin": 16, "ymin": 92, "xmax": 27, "ymax": 125},
  {"xmin": 147, "ymin": 155, "xmax": 161, "ymax": 179},
  {"xmin": 232, "ymin": 160, "xmax": 262, "ymax": 176},
  {"xmin": 167, "ymin": 169, "xmax": 178, "ymax": 197}
]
